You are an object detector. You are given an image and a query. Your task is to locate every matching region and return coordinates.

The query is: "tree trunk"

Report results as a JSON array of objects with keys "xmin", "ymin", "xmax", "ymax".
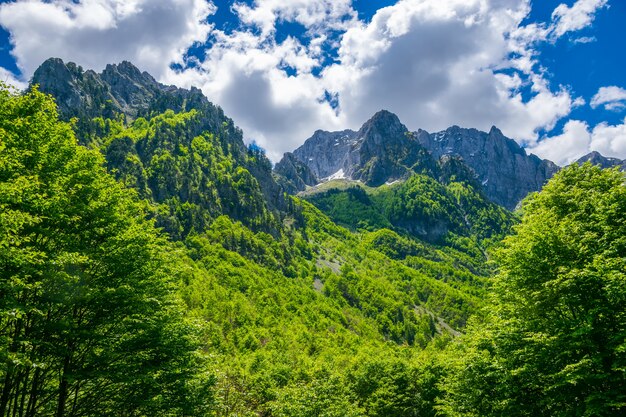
[
  {"xmin": 55, "ymin": 355, "xmax": 71, "ymax": 417},
  {"xmin": 0, "ymin": 369, "xmax": 14, "ymax": 416},
  {"xmin": 25, "ymin": 368, "xmax": 41, "ymax": 417}
]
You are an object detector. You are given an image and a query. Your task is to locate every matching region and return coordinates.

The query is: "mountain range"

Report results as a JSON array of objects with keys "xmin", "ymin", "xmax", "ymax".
[
  {"xmin": 275, "ymin": 111, "xmax": 625, "ymax": 210},
  {"xmin": 33, "ymin": 58, "xmax": 625, "ymax": 213}
]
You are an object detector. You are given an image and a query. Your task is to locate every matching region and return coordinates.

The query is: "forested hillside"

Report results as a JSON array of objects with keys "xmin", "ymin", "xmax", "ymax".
[{"xmin": 1, "ymin": 62, "xmax": 625, "ymax": 417}]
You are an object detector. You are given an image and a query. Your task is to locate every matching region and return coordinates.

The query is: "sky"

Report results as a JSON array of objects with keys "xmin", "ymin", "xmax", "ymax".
[{"xmin": 0, "ymin": 0, "xmax": 625, "ymax": 165}]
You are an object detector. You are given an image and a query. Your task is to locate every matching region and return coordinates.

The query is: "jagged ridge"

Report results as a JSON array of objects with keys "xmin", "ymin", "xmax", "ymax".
[{"xmin": 32, "ymin": 58, "xmax": 287, "ymax": 236}]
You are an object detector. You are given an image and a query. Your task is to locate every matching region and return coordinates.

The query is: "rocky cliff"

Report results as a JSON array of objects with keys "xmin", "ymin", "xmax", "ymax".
[
  {"xmin": 32, "ymin": 58, "xmax": 206, "ymax": 121},
  {"xmin": 416, "ymin": 125, "xmax": 559, "ymax": 209},
  {"xmin": 290, "ymin": 111, "xmax": 437, "ymax": 185}
]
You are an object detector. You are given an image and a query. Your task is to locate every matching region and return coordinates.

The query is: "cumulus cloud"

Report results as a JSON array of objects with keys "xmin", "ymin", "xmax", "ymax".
[
  {"xmin": 162, "ymin": 24, "xmax": 348, "ymax": 161},
  {"xmin": 166, "ymin": 0, "xmax": 582, "ymax": 158},
  {"xmin": 551, "ymin": 0, "xmax": 608, "ymax": 38},
  {"xmin": 591, "ymin": 86, "xmax": 626, "ymax": 111},
  {"xmin": 0, "ymin": 0, "xmax": 213, "ymax": 79},
  {"xmin": 233, "ymin": 0, "xmax": 356, "ymax": 37},
  {"xmin": 321, "ymin": 0, "xmax": 578, "ymax": 146},
  {"xmin": 169, "ymin": 0, "xmax": 589, "ymax": 159},
  {"xmin": 527, "ymin": 120, "xmax": 591, "ymax": 165},
  {"xmin": 0, "ymin": 67, "xmax": 27, "ymax": 90},
  {"xmin": 590, "ymin": 119, "xmax": 626, "ymax": 157},
  {"xmin": 529, "ymin": 118, "xmax": 626, "ymax": 165}
]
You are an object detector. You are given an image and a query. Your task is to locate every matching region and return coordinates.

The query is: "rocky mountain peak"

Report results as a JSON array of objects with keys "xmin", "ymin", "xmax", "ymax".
[
  {"xmin": 273, "ymin": 152, "xmax": 319, "ymax": 194},
  {"xmin": 114, "ymin": 60, "xmax": 143, "ymax": 76},
  {"xmin": 358, "ymin": 110, "xmax": 409, "ymax": 154},
  {"xmin": 31, "ymin": 57, "xmax": 208, "ymax": 123},
  {"xmin": 102, "ymin": 61, "xmax": 158, "ymax": 88},
  {"xmin": 576, "ymin": 151, "xmax": 626, "ymax": 170},
  {"xmin": 358, "ymin": 110, "xmax": 407, "ymax": 136},
  {"xmin": 31, "ymin": 57, "xmax": 287, "ymax": 215},
  {"xmin": 35, "ymin": 57, "xmax": 68, "ymax": 75},
  {"xmin": 291, "ymin": 129, "xmax": 358, "ymax": 180},
  {"xmin": 488, "ymin": 125, "xmax": 503, "ymax": 136}
]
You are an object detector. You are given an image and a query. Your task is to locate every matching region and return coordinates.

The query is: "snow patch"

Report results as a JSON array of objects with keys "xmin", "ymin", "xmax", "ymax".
[{"xmin": 326, "ymin": 169, "xmax": 346, "ymax": 180}]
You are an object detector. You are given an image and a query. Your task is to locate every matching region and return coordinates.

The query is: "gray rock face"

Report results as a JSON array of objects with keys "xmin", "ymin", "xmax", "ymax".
[
  {"xmin": 416, "ymin": 125, "xmax": 559, "ymax": 209},
  {"xmin": 576, "ymin": 151, "xmax": 626, "ymax": 170},
  {"xmin": 282, "ymin": 110, "xmax": 436, "ymax": 189},
  {"xmin": 273, "ymin": 152, "xmax": 319, "ymax": 194},
  {"xmin": 276, "ymin": 111, "xmax": 560, "ymax": 210},
  {"xmin": 292, "ymin": 129, "xmax": 359, "ymax": 179},
  {"xmin": 31, "ymin": 58, "xmax": 106, "ymax": 117},
  {"xmin": 99, "ymin": 61, "xmax": 161, "ymax": 117},
  {"xmin": 351, "ymin": 110, "xmax": 434, "ymax": 186},
  {"xmin": 33, "ymin": 57, "xmax": 210, "ymax": 123}
]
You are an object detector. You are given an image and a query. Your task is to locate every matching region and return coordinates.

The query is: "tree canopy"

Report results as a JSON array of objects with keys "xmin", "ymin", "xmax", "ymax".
[
  {"xmin": 440, "ymin": 163, "xmax": 626, "ymax": 416},
  {"xmin": 0, "ymin": 83, "xmax": 211, "ymax": 416}
]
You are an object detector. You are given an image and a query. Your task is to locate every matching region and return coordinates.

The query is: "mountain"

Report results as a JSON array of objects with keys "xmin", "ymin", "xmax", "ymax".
[
  {"xmin": 276, "ymin": 110, "xmax": 559, "ymax": 210},
  {"xmin": 8, "ymin": 58, "xmax": 625, "ymax": 415},
  {"xmin": 576, "ymin": 151, "xmax": 626, "ymax": 170},
  {"xmin": 273, "ymin": 152, "xmax": 319, "ymax": 194},
  {"xmin": 32, "ymin": 58, "xmax": 286, "ymax": 237},
  {"xmin": 13, "ymin": 61, "xmax": 503, "ymax": 414},
  {"xmin": 282, "ymin": 111, "xmax": 436, "ymax": 186}
]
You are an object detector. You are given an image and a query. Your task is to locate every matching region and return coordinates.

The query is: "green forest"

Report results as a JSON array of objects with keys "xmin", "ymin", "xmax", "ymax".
[{"xmin": 1, "ymin": 83, "xmax": 625, "ymax": 416}]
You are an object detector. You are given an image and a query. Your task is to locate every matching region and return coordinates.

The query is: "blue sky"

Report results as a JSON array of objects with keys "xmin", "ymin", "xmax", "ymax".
[{"xmin": 0, "ymin": 0, "xmax": 625, "ymax": 164}]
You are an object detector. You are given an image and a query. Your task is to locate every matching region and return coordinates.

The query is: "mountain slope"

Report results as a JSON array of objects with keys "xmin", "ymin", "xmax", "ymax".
[
  {"xmin": 32, "ymin": 58, "xmax": 286, "ymax": 237},
  {"xmin": 13, "ymin": 58, "xmax": 579, "ymax": 416},
  {"xmin": 26, "ymin": 59, "xmax": 496, "ymax": 333}
]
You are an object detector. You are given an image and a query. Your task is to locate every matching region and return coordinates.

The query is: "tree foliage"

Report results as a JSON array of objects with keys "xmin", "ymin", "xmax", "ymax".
[
  {"xmin": 440, "ymin": 163, "xmax": 626, "ymax": 416},
  {"xmin": 0, "ymin": 84, "xmax": 211, "ymax": 416}
]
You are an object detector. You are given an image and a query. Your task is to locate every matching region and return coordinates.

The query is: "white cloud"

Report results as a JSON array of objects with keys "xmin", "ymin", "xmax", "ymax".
[
  {"xmin": 572, "ymin": 35, "xmax": 597, "ymax": 44},
  {"xmin": 163, "ymin": 29, "xmax": 347, "ymax": 161},
  {"xmin": 528, "ymin": 120, "xmax": 591, "ymax": 165},
  {"xmin": 0, "ymin": 67, "xmax": 27, "ymax": 91},
  {"xmin": 591, "ymin": 86, "xmax": 626, "ymax": 111},
  {"xmin": 529, "ymin": 118, "xmax": 626, "ymax": 165},
  {"xmin": 590, "ymin": 119, "xmax": 626, "ymax": 157},
  {"xmin": 509, "ymin": 0, "xmax": 608, "ymax": 44},
  {"xmin": 233, "ymin": 0, "xmax": 356, "ymax": 38},
  {"xmin": 0, "ymin": 0, "xmax": 213, "ymax": 79},
  {"xmin": 171, "ymin": 0, "xmax": 584, "ymax": 158},
  {"xmin": 550, "ymin": 0, "xmax": 608, "ymax": 38}
]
